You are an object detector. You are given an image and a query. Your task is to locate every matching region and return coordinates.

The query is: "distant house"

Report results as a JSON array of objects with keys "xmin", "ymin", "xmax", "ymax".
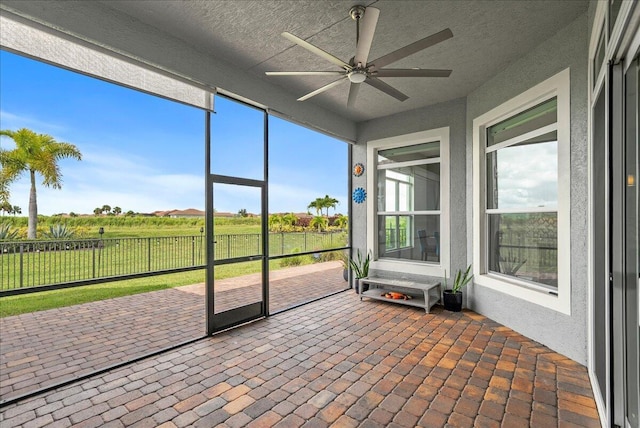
[{"xmin": 154, "ymin": 208, "xmax": 205, "ymax": 218}]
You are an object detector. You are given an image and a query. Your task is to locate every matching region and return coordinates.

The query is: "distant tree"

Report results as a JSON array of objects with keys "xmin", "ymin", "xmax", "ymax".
[
  {"xmin": 0, "ymin": 201, "xmax": 11, "ymax": 216},
  {"xmin": 268, "ymin": 214, "xmax": 283, "ymax": 232},
  {"xmin": 307, "ymin": 198, "xmax": 324, "ymax": 216},
  {"xmin": 11, "ymin": 205, "xmax": 21, "ymax": 216},
  {"xmin": 113, "ymin": 206, "xmax": 122, "ymax": 216},
  {"xmin": 69, "ymin": 211, "xmax": 77, "ymax": 217},
  {"xmin": 333, "ymin": 214, "xmax": 348, "ymax": 229},
  {"xmin": 93, "ymin": 207, "xmax": 102, "ymax": 216},
  {"xmin": 0, "ymin": 128, "xmax": 82, "ymax": 238},
  {"xmin": 310, "ymin": 215, "xmax": 328, "ymax": 232},
  {"xmin": 101, "ymin": 205, "xmax": 111, "ymax": 214},
  {"xmin": 282, "ymin": 213, "xmax": 298, "ymax": 228},
  {"xmin": 321, "ymin": 195, "xmax": 339, "ymax": 216},
  {"xmin": 237, "ymin": 208, "xmax": 248, "ymax": 217},
  {"xmin": 125, "ymin": 210, "xmax": 135, "ymax": 217}
]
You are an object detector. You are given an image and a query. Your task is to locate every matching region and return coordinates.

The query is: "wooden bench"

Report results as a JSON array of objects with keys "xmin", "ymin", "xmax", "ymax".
[{"xmin": 359, "ymin": 276, "xmax": 442, "ymax": 313}]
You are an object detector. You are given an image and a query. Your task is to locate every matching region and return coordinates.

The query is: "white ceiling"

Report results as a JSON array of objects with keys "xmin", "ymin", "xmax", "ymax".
[{"xmin": 3, "ymin": 0, "xmax": 589, "ymax": 123}]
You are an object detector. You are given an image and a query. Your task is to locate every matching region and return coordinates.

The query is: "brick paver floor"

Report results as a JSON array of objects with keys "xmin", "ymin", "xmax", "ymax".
[
  {"xmin": 0, "ymin": 262, "xmax": 346, "ymax": 403},
  {"xmin": 0, "ymin": 290, "xmax": 600, "ymax": 427}
]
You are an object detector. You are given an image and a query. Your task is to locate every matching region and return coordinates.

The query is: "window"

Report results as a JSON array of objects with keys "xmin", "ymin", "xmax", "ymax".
[
  {"xmin": 473, "ymin": 69, "xmax": 570, "ymax": 314},
  {"xmin": 367, "ymin": 128, "xmax": 449, "ymax": 278}
]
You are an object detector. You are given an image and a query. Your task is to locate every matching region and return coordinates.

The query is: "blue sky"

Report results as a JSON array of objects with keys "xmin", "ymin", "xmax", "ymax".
[{"xmin": 0, "ymin": 50, "xmax": 348, "ymax": 215}]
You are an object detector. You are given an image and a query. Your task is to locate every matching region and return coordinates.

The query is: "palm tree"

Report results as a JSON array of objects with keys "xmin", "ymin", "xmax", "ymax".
[
  {"xmin": 12, "ymin": 205, "xmax": 21, "ymax": 216},
  {"xmin": 0, "ymin": 201, "xmax": 11, "ymax": 216},
  {"xmin": 282, "ymin": 213, "xmax": 298, "ymax": 228},
  {"xmin": 0, "ymin": 128, "xmax": 81, "ymax": 238},
  {"xmin": 307, "ymin": 198, "xmax": 324, "ymax": 216},
  {"xmin": 333, "ymin": 214, "xmax": 348, "ymax": 229},
  {"xmin": 321, "ymin": 195, "xmax": 339, "ymax": 216},
  {"xmin": 310, "ymin": 215, "xmax": 328, "ymax": 232},
  {"xmin": 268, "ymin": 213, "xmax": 284, "ymax": 232}
]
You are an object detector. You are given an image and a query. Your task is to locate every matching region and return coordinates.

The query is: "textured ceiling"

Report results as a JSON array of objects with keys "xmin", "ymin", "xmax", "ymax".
[{"xmin": 13, "ymin": 0, "xmax": 590, "ymax": 123}]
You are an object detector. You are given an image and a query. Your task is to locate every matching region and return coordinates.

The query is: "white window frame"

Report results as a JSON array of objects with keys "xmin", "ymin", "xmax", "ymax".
[
  {"xmin": 473, "ymin": 68, "xmax": 571, "ymax": 315},
  {"xmin": 367, "ymin": 127, "xmax": 450, "ymax": 277}
]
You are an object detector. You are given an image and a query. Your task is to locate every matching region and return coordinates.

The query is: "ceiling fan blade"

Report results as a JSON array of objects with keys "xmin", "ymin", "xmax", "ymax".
[
  {"xmin": 347, "ymin": 83, "xmax": 360, "ymax": 108},
  {"xmin": 365, "ymin": 77, "xmax": 409, "ymax": 102},
  {"xmin": 266, "ymin": 71, "xmax": 345, "ymax": 76},
  {"xmin": 375, "ymin": 68, "xmax": 452, "ymax": 78},
  {"xmin": 298, "ymin": 77, "xmax": 348, "ymax": 101},
  {"xmin": 354, "ymin": 7, "xmax": 380, "ymax": 67},
  {"xmin": 370, "ymin": 28, "xmax": 453, "ymax": 69},
  {"xmin": 282, "ymin": 32, "xmax": 350, "ymax": 70}
]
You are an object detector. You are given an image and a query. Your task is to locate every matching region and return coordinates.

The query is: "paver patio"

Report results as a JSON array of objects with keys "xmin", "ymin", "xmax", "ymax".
[
  {"xmin": 0, "ymin": 262, "xmax": 346, "ymax": 403},
  {"xmin": 0, "ymin": 287, "xmax": 600, "ymax": 427}
]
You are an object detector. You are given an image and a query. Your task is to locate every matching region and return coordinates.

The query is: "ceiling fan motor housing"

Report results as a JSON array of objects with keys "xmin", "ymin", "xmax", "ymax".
[{"xmin": 348, "ymin": 70, "xmax": 367, "ymax": 83}]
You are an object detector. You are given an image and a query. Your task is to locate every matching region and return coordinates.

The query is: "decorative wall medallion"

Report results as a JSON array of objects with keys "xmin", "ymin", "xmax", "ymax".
[
  {"xmin": 352, "ymin": 187, "xmax": 367, "ymax": 204},
  {"xmin": 353, "ymin": 162, "xmax": 365, "ymax": 177}
]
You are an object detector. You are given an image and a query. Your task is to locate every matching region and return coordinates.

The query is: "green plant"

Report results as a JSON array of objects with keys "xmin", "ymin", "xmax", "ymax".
[
  {"xmin": 444, "ymin": 264, "xmax": 473, "ymax": 293},
  {"xmin": 0, "ymin": 223, "xmax": 19, "ymax": 240},
  {"xmin": 43, "ymin": 224, "xmax": 75, "ymax": 239},
  {"xmin": 498, "ymin": 250, "xmax": 527, "ymax": 276},
  {"xmin": 280, "ymin": 248, "xmax": 304, "ymax": 267},
  {"xmin": 348, "ymin": 249, "xmax": 371, "ymax": 279}
]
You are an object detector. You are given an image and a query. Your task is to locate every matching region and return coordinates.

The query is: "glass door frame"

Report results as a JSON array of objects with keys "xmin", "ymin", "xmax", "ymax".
[{"xmin": 205, "ymin": 98, "xmax": 269, "ymax": 334}]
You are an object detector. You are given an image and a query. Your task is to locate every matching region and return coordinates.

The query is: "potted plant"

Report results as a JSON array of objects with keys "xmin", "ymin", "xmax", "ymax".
[
  {"xmin": 348, "ymin": 249, "xmax": 371, "ymax": 293},
  {"xmin": 443, "ymin": 264, "xmax": 473, "ymax": 312},
  {"xmin": 339, "ymin": 251, "xmax": 349, "ymax": 282}
]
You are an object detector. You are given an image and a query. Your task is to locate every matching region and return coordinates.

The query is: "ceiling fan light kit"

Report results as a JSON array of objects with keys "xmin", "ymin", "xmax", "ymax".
[{"xmin": 265, "ymin": 5, "xmax": 453, "ymax": 107}]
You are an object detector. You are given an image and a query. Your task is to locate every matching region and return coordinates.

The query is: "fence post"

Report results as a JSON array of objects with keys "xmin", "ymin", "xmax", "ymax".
[
  {"xmin": 148, "ymin": 237, "xmax": 152, "ymax": 271},
  {"xmin": 192, "ymin": 236, "xmax": 195, "ymax": 266},
  {"xmin": 92, "ymin": 241, "xmax": 96, "ymax": 278},
  {"xmin": 19, "ymin": 243, "xmax": 24, "ymax": 288}
]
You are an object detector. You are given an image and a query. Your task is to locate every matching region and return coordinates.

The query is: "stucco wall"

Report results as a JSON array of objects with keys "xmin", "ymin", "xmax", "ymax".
[
  {"xmin": 355, "ymin": 13, "xmax": 589, "ymax": 364},
  {"xmin": 465, "ymin": 13, "xmax": 589, "ymax": 364},
  {"xmin": 354, "ymin": 97, "xmax": 468, "ymax": 282}
]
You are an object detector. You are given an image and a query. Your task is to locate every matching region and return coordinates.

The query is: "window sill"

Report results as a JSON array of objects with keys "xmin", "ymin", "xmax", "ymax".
[{"xmin": 474, "ymin": 273, "xmax": 570, "ymax": 315}]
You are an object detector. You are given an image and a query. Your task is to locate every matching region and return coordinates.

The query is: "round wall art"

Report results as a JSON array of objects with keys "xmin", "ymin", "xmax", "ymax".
[
  {"xmin": 352, "ymin": 187, "xmax": 366, "ymax": 204},
  {"xmin": 353, "ymin": 163, "xmax": 365, "ymax": 177}
]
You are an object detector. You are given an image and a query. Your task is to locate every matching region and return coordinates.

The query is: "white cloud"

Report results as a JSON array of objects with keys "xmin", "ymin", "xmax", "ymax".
[
  {"xmin": 495, "ymin": 142, "xmax": 558, "ymax": 209},
  {"xmin": 5, "ymin": 145, "xmax": 205, "ymax": 215},
  {"xmin": 0, "ymin": 110, "xmax": 67, "ymax": 135}
]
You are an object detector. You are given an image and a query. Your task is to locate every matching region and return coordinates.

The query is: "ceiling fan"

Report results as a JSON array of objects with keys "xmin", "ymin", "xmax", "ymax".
[{"xmin": 265, "ymin": 5, "xmax": 453, "ymax": 107}]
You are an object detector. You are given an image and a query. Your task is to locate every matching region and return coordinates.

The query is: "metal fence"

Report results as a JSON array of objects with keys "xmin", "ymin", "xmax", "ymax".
[{"xmin": 0, "ymin": 230, "xmax": 346, "ymax": 293}]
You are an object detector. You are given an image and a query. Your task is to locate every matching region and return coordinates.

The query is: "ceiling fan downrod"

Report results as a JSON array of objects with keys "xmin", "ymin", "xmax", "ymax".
[{"xmin": 349, "ymin": 5, "xmax": 366, "ymax": 46}]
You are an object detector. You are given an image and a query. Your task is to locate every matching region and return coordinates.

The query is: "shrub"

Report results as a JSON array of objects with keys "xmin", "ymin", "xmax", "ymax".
[
  {"xmin": 0, "ymin": 223, "xmax": 19, "ymax": 240},
  {"xmin": 43, "ymin": 224, "xmax": 75, "ymax": 239},
  {"xmin": 280, "ymin": 248, "xmax": 304, "ymax": 267}
]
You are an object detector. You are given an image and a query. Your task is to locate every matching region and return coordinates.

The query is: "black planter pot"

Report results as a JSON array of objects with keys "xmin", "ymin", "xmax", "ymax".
[
  {"xmin": 353, "ymin": 278, "xmax": 368, "ymax": 293},
  {"xmin": 443, "ymin": 290, "xmax": 463, "ymax": 312}
]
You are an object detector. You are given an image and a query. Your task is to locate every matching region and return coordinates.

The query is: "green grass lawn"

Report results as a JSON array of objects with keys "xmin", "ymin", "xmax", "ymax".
[
  {"xmin": 0, "ymin": 258, "xmax": 306, "ymax": 317},
  {"xmin": 0, "ymin": 216, "xmax": 348, "ymax": 317}
]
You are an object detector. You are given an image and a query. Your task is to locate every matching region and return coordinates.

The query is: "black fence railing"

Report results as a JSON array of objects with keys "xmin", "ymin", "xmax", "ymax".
[{"xmin": 0, "ymin": 230, "xmax": 346, "ymax": 294}]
